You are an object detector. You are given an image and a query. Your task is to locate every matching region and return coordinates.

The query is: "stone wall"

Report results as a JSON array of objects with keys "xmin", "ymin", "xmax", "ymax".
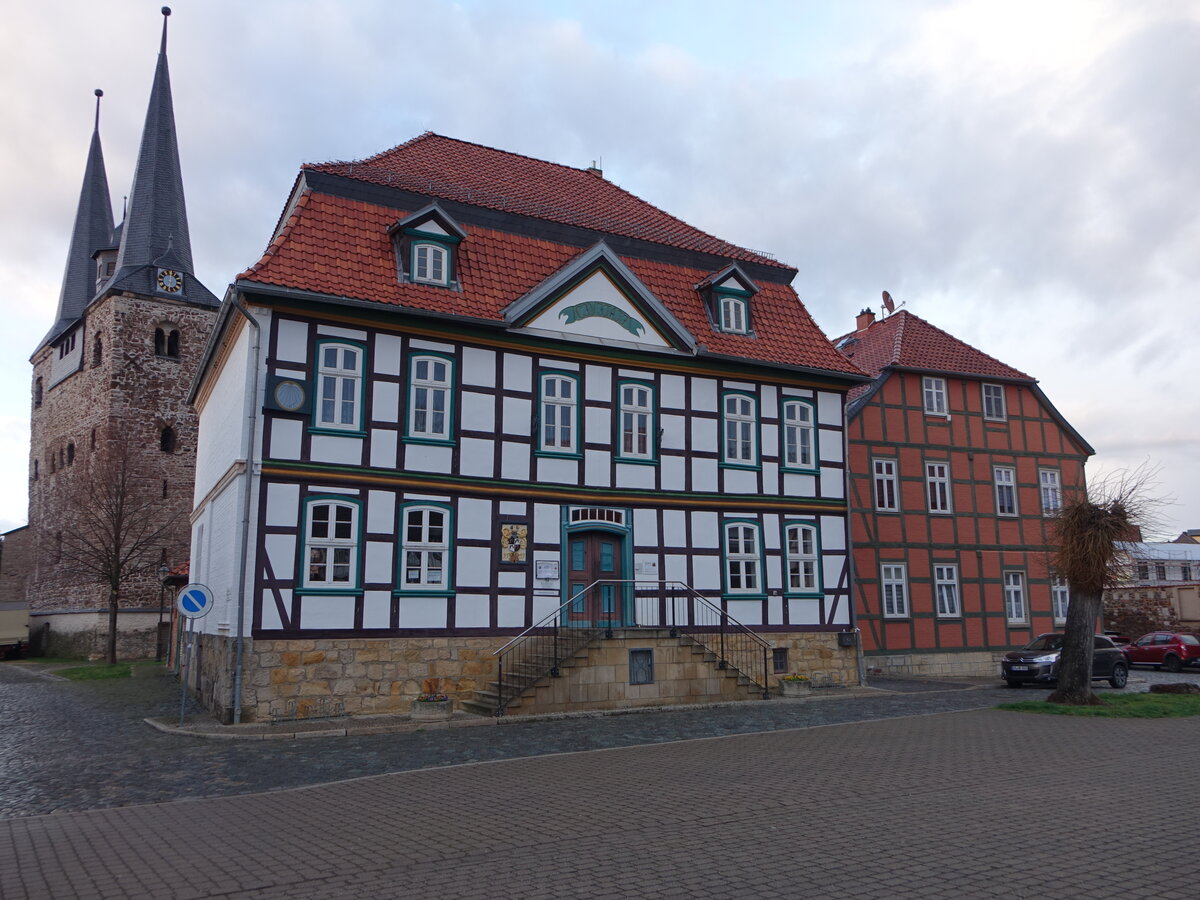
[
  {"xmin": 0, "ymin": 526, "xmax": 32, "ymax": 606},
  {"xmin": 192, "ymin": 630, "xmax": 860, "ymax": 723},
  {"xmin": 26, "ymin": 293, "xmax": 216, "ymax": 654},
  {"xmin": 864, "ymin": 649, "xmax": 1005, "ymax": 679},
  {"xmin": 33, "ymin": 610, "xmax": 163, "ymax": 660}
]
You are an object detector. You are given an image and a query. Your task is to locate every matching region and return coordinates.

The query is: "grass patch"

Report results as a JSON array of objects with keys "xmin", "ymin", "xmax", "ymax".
[
  {"xmin": 998, "ymin": 692, "xmax": 1200, "ymax": 718},
  {"xmin": 55, "ymin": 663, "xmax": 133, "ymax": 681}
]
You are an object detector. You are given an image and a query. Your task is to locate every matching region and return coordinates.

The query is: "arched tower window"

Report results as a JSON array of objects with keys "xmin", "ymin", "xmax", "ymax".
[
  {"xmin": 155, "ymin": 327, "xmax": 181, "ymax": 359},
  {"xmin": 167, "ymin": 329, "xmax": 180, "ymax": 358},
  {"xmin": 34, "ymin": 378, "xmax": 43, "ymax": 407},
  {"xmin": 92, "ymin": 336, "xmax": 103, "ymax": 367},
  {"xmin": 154, "ymin": 328, "xmax": 165, "ymax": 356},
  {"xmin": 66, "ymin": 443, "xmax": 75, "ymax": 465},
  {"xmin": 33, "ymin": 460, "xmax": 39, "ymax": 481},
  {"xmin": 160, "ymin": 426, "xmax": 177, "ymax": 454}
]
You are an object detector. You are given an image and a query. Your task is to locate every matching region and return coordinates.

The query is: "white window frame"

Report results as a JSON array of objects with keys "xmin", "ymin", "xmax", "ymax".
[
  {"xmin": 782, "ymin": 399, "xmax": 816, "ymax": 470},
  {"xmin": 618, "ymin": 382, "xmax": 654, "ymax": 460},
  {"xmin": 982, "ymin": 383, "xmax": 1006, "ymax": 420},
  {"xmin": 316, "ymin": 342, "xmax": 363, "ymax": 432},
  {"xmin": 722, "ymin": 393, "xmax": 757, "ymax": 465},
  {"xmin": 994, "ymin": 466, "xmax": 1018, "ymax": 517},
  {"xmin": 1004, "ymin": 571, "xmax": 1027, "ymax": 623},
  {"xmin": 1039, "ymin": 469, "xmax": 1062, "ymax": 515},
  {"xmin": 719, "ymin": 296, "xmax": 748, "ymax": 333},
  {"xmin": 408, "ymin": 355, "xmax": 453, "ymax": 441},
  {"xmin": 303, "ymin": 500, "xmax": 358, "ymax": 590},
  {"xmin": 926, "ymin": 461, "xmax": 952, "ymax": 513},
  {"xmin": 934, "ymin": 565, "xmax": 960, "ymax": 617},
  {"xmin": 1051, "ymin": 577, "xmax": 1070, "ymax": 624},
  {"xmin": 881, "ymin": 564, "xmax": 908, "ymax": 618},
  {"xmin": 873, "ymin": 458, "xmax": 898, "ymax": 511},
  {"xmin": 724, "ymin": 522, "xmax": 762, "ymax": 594},
  {"xmin": 413, "ymin": 242, "xmax": 449, "ymax": 285},
  {"xmin": 923, "ymin": 376, "xmax": 947, "ymax": 415},
  {"xmin": 784, "ymin": 522, "xmax": 820, "ymax": 594},
  {"xmin": 400, "ymin": 505, "xmax": 450, "ymax": 591},
  {"xmin": 539, "ymin": 373, "xmax": 578, "ymax": 454}
]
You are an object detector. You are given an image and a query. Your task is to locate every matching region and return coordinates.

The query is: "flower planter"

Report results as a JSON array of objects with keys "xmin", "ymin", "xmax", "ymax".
[
  {"xmin": 779, "ymin": 680, "xmax": 811, "ymax": 698},
  {"xmin": 410, "ymin": 698, "xmax": 453, "ymax": 721}
]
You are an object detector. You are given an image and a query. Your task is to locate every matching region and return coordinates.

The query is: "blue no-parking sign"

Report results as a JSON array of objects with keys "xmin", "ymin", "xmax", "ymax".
[{"xmin": 177, "ymin": 583, "xmax": 214, "ymax": 619}]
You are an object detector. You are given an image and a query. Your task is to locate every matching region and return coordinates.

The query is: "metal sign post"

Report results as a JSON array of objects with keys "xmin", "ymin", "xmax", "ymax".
[{"xmin": 176, "ymin": 584, "xmax": 214, "ymax": 727}]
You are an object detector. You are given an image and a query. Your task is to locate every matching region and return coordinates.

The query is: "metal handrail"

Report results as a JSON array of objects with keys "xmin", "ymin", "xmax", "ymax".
[{"xmin": 490, "ymin": 580, "xmax": 772, "ymax": 715}]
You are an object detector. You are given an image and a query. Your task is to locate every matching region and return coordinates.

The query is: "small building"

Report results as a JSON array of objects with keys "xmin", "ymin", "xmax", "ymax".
[
  {"xmin": 1106, "ymin": 541, "xmax": 1200, "ymax": 633},
  {"xmin": 837, "ymin": 307, "xmax": 1093, "ymax": 677},
  {"xmin": 188, "ymin": 133, "xmax": 868, "ymax": 722}
]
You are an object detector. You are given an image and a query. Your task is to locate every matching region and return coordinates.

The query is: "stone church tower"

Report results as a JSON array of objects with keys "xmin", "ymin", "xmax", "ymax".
[{"xmin": 27, "ymin": 8, "xmax": 219, "ymax": 658}]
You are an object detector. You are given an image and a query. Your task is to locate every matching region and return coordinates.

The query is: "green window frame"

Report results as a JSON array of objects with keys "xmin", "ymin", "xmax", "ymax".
[
  {"xmin": 715, "ymin": 288, "xmax": 751, "ymax": 334},
  {"xmin": 396, "ymin": 502, "xmax": 454, "ymax": 595},
  {"xmin": 312, "ymin": 340, "xmax": 367, "ymax": 436},
  {"xmin": 722, "ymin": 519, "xmax": 766, "ymax": 598},
  {"xmin": 405, "ymin": 352, "xmax": 455, "ymax": 445},
  {"xmin": 783, "ymin": 520, "xmax": 822, "ymax": 596},
  {"xmin": 780, "ymin": 398, "xmax": 817, "ymax": 472},
  {"xmin": 616, "ymin": 379, "xmax": 656, "ymax": 463},
  {"xmin": 721, "ymin": 391, "xmax": 759, "ymax": 469},
  {"xmin": 537, "ymin": 371, "xmax": 582, "ymax": 458},
  {"xmin": 299, "ymin": 496, "xmax": 362, "ymax": 594}
]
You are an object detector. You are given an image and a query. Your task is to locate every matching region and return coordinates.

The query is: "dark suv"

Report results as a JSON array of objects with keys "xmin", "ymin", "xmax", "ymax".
[{"xmin": 1001, "ymin": 633, "xmax": 1129, "ymax": 688}]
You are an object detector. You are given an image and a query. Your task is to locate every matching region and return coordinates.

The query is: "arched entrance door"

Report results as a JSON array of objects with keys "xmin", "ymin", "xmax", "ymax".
[{"xmin": 565, "ymin": 531, "xmax": 624, "ymax": 627}]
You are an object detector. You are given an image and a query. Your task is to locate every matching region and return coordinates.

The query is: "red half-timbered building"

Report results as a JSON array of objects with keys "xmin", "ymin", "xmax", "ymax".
[{"xmin": 837, "ymin": 308, "xmax": 1093, "ymax": 676}]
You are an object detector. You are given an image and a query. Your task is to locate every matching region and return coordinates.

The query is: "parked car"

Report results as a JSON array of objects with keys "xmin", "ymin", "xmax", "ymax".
[
  {"xmin": 1001, "ymin": 633, "xmax": 1129, "ymax": 688},
  {"xmin": 1102, "ymin": 631, "xmax": 1132, "ymax": 646},
  {"xmin": 1122, "ymin": 632, "xmax": 1200, "ymax": 672}
]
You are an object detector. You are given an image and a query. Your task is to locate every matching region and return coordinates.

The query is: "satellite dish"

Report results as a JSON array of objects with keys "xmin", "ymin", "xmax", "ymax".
[{"xmin": 882, "ymin": 290, "xmax": 895, "ymax": 314}]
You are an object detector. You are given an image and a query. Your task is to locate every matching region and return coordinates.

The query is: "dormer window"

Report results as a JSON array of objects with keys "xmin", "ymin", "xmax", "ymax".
[
  {"xmin": 720, "ymin": 295, "xmax": 748, "ymax": 333},
  {"xmin": 388, "ymin": 203, "xmax": 466, "ymax": 291},
  {"xmin": 413, "ymin": 242, "xmax": 449, "ymax": 285},
  {"xmin": 698, "ymin": 264, "xmax": 759, "ymax": 336}
]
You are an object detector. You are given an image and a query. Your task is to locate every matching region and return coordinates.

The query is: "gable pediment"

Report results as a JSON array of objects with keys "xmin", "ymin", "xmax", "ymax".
[{"xmin": 504, "ymin": 242, "xmax": 695, "ymax": 351}]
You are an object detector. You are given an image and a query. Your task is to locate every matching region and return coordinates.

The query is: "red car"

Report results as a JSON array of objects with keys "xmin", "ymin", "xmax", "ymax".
[{"xmin": 1122, "ymin": 632, "xmax": 1200, "ymax": 672}]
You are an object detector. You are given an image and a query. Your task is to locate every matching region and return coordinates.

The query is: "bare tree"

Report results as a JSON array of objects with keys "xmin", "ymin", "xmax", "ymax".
[
  {"xmin": 56, "ymin": 436, "xmax": 184, "ymax": 664},
  {"xmin": 1047, "ymin": 467, "xmax": 1161, "ymax": 706}
]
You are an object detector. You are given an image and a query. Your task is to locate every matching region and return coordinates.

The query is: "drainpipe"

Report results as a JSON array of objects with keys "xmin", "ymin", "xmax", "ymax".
[
  {"xmin": 229, "ymin": 293, "xmax": 261, "ymax": 724},
  {"xmin": 843, "ymin": 409, "xmax": 866, "ymax": 687}
]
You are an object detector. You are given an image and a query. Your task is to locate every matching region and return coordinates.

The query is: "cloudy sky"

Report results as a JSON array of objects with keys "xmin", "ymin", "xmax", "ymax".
[{"xmin": 1, "ymin": 0, "xmax": 1196, "ymax": 537}]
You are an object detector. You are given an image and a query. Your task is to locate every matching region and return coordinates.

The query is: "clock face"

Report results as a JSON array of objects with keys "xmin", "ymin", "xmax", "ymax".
[{"xmin": 157, "ymin": 268, "xmax": 183, "ymax": 294}]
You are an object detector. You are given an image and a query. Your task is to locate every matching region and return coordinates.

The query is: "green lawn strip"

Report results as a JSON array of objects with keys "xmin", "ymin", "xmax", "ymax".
[
  {"xmin": 54, "ymin": 663, "xmax": 133, "ymax": 681},
  {"xmin": 998, "ymin": 692, "xmax": 1200, "ymax": 718}
]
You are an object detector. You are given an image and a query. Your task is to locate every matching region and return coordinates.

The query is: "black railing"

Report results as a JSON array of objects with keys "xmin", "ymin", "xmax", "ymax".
[{"xmin": 491, "ymin": 580, "xmax": 771, "ymax": 715}]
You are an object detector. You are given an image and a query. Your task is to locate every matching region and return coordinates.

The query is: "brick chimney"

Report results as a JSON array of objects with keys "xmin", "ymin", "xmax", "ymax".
[{"xmin": 855, "ymin": 308, "xmax": 876, "ymax": 332}]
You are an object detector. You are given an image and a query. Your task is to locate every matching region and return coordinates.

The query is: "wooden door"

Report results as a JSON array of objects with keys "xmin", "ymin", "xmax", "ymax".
[{"xmin": 566, "ymin": 532, "xmax": 623, "ymax": 626}]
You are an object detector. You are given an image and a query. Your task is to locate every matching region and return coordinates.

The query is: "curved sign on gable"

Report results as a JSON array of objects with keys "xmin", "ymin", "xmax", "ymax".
[{"xmin": 559, "ymin": 301, "xmax": 645, "ymax": 337}]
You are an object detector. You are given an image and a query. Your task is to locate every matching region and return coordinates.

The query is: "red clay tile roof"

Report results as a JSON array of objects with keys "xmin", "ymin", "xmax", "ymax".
[
  {"xmin": 240, "ymin": 189, "xmax": 863, "ymax": 375},
  {"xmin": 835, "ymin": 309, "xmax": 1031, "ymax": 391},
  {"xmin": 304, "ymin": 133, "xmax": 787, "ymax": 269}
]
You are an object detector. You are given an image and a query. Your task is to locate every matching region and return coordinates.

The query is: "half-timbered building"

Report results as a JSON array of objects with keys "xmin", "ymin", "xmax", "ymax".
[
  {"xmin": 838, "ymin": 307, "xmax": 1093, "ymax": 676},
  {"xmin": 189, "ymin": 134, "xmax": 867, "ymax": 721}
]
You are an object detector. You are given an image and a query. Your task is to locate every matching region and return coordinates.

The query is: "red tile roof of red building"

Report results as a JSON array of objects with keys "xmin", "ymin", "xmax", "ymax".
[
  {"xmin": 836, "ymin": 309, "xmax": 1031, "ymax": 384},
  {"xmin": 240, "ymin": 190, "xmax": 862, "ymax": 374},
  {"xmin": 304, "ymin": 132, "xmax": 788, "ymax": 269}
]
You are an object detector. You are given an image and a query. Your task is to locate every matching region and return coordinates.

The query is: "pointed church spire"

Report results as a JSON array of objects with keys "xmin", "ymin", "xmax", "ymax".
[
  {"xmin": 108, "ymin": 7, "xmax": 215, "ymax": 306},
  {"xmin": 41, "ymin": 89, "xmax": 115, "ymax": 348}
]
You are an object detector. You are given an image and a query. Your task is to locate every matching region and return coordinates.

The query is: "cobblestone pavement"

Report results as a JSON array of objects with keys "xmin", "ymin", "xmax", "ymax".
[
  {"xmin": 2, "ymin": 693, "xmax": 1198, "ymax": 898},
  {"xmin": 2, "ymin": 661, "xmax": 1195, "ymax": 823}
]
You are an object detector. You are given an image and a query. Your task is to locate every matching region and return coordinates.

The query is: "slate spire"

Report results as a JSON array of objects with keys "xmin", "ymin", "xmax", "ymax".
[
  {"xmin": 108, "ymin": 7, "xmax": 215, "ymax": 305},
  {"xmin": 42, "ymin": 89, "xmax": 115, "ymax": 347}
]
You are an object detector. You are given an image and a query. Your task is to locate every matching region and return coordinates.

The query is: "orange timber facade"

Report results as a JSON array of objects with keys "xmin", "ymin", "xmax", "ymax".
[{"xmin": 838, "ymin": 309, "xmax": 1094, "ymax": 677}]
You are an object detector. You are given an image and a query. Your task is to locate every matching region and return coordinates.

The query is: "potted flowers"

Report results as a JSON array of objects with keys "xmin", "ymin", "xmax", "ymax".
[
  {"xmin": 779, "ymin": 673, "xmax": 811, "ymax": 698},
  {"xmin": 411, "ymin": 680, "xmax": 453, "ymax": 721}
]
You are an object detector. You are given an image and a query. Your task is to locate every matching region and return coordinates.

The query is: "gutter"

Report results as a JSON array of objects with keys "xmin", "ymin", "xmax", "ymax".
[{"xmin": 228, "ymin": 292, "xmax": 261, "ymax": 725}]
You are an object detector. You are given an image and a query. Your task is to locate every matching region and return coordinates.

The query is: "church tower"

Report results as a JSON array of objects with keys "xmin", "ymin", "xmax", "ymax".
[{"xmin": 27, "ymin": 8, "xmax": 220, "ymax": 658}]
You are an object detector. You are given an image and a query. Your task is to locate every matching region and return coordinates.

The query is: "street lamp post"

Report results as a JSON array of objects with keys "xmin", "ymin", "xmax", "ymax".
[{"xmin": 157, "ymin": 564, "xmax": 169, "ymax": 661}]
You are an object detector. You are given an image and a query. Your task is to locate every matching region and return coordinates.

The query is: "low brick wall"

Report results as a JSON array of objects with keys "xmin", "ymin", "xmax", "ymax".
[
  {"xmin": 192, "ymin": 630, "xmax": 861, "ymax": 723},
  {"xmin": 864, "ymin": 649, "xmax": 1005, "ymax": 679}
]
